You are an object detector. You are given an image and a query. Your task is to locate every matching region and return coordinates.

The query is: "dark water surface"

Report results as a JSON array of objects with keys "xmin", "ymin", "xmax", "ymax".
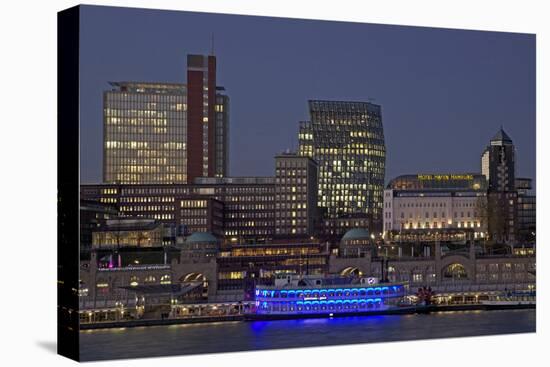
[{"xmin": 80, "ymin": 309, "xmax": 535, "ymax": 361}]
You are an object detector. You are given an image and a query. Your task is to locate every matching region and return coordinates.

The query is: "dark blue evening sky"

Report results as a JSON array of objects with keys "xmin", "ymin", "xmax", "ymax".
[{"xmin": 79, "ymin": 5, "xmax": 536, "ymax": 188}]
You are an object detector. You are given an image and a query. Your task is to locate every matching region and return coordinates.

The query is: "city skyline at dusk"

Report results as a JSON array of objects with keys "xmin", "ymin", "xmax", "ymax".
[
  {"xmin": 79, "ymin": 5, "xmax": 536, "ymax": 187},
  {"xmin": 55, "ymin": 5, "xmax": 537, "ymax": 361}
]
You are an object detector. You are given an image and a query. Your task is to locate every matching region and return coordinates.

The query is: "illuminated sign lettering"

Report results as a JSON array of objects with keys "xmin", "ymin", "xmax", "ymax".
[{"xmin": 417, "ymin": 174, "xmax": 474, "ymax": 181}]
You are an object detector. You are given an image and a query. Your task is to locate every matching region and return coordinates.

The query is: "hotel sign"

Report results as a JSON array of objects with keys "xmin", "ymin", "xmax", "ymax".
[
  {"xmin": 98, "ymin": 265, "xmax": 170, "ymax": 272},
  {"xmin": 417, "ymin": 174, "xmax": 474, "ymax": 181}
]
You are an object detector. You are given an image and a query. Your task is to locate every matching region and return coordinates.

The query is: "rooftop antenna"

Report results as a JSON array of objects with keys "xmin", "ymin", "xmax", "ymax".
[{"xmin": 210, "ymin": 33, "xmax": 215, "ymax": 55}]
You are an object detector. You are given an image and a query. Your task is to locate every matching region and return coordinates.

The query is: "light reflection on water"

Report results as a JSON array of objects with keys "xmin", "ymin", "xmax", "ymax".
[{"xmin": 80, "ymin": 309, "xmax": 535, "ymax": 361}]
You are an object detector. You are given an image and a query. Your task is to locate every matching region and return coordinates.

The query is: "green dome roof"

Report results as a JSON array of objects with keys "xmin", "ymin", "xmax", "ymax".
[
  {"xmin": 185, "ymin": 232, "xmax": 218, "ymax": 244},
  {"xmin": 341, "ymin": 228, "xmax": 370, "ymax": 241}
]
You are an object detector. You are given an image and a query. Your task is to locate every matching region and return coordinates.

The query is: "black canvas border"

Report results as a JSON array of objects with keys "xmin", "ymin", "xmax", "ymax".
[{"xmin": 57, "ymin": 5, "xmax": 80, "ymax": 362}]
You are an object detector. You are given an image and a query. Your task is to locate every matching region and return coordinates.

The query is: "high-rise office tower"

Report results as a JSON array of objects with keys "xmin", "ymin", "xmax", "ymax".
[
  {"xmin": 481, "ymin": 128, "xmax": 517, "ymax": 243},
  {"xmin": 298, "ymin": 100, "xmax": 386, "ymax": 232},
  {"xmin": 481, "ymin": 128, "xmax": 515, "ymax": 191},
  {"xmin": 103, "ymin": 54, "xmax": 229, "ymax": 184}
]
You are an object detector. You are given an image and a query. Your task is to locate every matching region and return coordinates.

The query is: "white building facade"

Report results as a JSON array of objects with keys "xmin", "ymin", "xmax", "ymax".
[{"xmin": 383, "ymin": 174, "xmax": 489, "ymax": 239}]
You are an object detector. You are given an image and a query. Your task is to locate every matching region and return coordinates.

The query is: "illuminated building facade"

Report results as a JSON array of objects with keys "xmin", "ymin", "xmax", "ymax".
[
  {"xmin": 79, "ymin": 227, "xmax": 535, "ymax": 314},
  {"xmin": 388, "ymin": 174, "xmax": 487, "ymax": 191},
  {"xmin": 299, "ymin": 100, "xmax": 386, "ymax": 232},
  {"xmin": 179, "ymin": 197, "xmax": 224, "ymax": 237},
  {"xmin": 320, "ymin": 214, "xmax": 371, "ymax": 239},
  {"xmin": 217, "ymin": 242, "xmax": 329, "ymax": 292},
  {"xmin": 383, "ymin": 174, "xmax": 488, "ymax": 239},
  {"xmin": 103, "ymin": 54, "xmax": 229, "ymax": 184},
  {"xmin": 80, "ymin": 199, "xmax": 118, "ymax": 260},
  {"xmin": 193, "ymin": 177, "xmax": 276, "ymax": 239},
  {"xmin": 83, "ymin": 151, "xmax": 321, "ymax": 240},
  {"xmin": 81, "ymin": 178, "xmax": 275, "ymax": 240},
  {"xmin": 274, "ymin": 152, "xmax": 318, "ymax": 236},
  {"xmin": 91, "ymin": 218, "xmax": 168, "ymax": 249}
]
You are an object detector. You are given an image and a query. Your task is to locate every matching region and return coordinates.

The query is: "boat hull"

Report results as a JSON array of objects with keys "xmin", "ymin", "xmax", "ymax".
[
  {"xmin": 244, "ymin": 306, "xmax": 418, "ymax": 321},
  {"xmin": 245, "ymin": 303, "xmax": 536, "ymax": 321}
]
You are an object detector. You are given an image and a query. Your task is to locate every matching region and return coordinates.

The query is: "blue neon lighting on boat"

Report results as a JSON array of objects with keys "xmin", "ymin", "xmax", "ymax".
[{"xmin": 253, "ymin": 282, "xmax": 404, "ymax": 316}]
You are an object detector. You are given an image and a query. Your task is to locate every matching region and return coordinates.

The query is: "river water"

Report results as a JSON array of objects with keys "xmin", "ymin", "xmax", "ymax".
[{"xmin": 80, "ymin": 309, "xmax": 535, "ymax": 361}]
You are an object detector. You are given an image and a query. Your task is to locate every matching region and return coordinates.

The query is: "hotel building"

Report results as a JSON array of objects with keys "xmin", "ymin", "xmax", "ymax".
[
  {"xmin": 103, "ymin": 54, "xmax": 229, "ymax": 184},
  {"xmin": 383, "ymin": 174, "xmax": 488, "ymax": 240},
  {"xmin": 299, "ymin": 100, "xmax": 386, "ymax": 232}
]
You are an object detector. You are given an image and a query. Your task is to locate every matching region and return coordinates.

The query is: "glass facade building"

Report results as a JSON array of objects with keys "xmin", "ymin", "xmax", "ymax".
[
  {"xmin": 299, "ymin": 100, "xmax": 386, "ymax": 231},
  {"xmin": 103, "ymin": 82, "xmax": 188, "ymax": 184},
  {"xmin": 103, "ymin": 55, "xmax": 229, "ymax": 185}
]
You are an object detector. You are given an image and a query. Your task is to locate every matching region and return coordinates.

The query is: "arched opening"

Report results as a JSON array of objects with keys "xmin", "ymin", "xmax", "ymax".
[
  {"xmin": 443, "ymin": 263, "xmax": 468, "ymax": 281},
  {"xmin": 180, "ymin": 273, "xmax": 209, "ymax": 298},
  {"xmin": 340, "ymin": 267, "xmax": 362, "ymax": 277},
  {"xmin": 160, "ymin": 274, "xmax": 171, "ymax": 285},
  {"xmin": 144, "ymin": 275, "xmax": 156, "ymax": 283},
  {"xmin": 129, "ymin": 276, "xmax": 139, "ymax": 287}
]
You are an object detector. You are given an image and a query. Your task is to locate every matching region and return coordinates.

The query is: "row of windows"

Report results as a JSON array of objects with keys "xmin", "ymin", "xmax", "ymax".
[
  {"xmin": 181, "ymin": 200, "xmax": 208, "ymax": 208},
  {"xmin": 119, "ymin": 196, "xmax": 174, "ymax": 203},
  {"xmin": 275, "ymin": 160, "xmax": 310, "ymax": 169},
  {"xmin": 398, "ymin": 221, "xmax": 482, "ymax": 230},
  {"xmin": 105, "ymin": 174, "xmax": 186, "ymax": 184},
  {"xmin": 393, "ymin": 211, "xmax": 479, "ymax": 219},
  {"xmin": 105, "ymin": 165, "xmax": 185, "ymax": 174},
  {"xmin": 120, "ymin": 205, "xmax": 175, "ymax": 212}
]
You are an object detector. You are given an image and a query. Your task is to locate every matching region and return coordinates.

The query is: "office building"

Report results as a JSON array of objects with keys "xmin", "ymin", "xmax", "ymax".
[
  {"xmin": 299, "ymin": 100, "xmax": 386, "ymax": 232},
  {"xmin": 179, "ymin": 197, "xmax": 224, "ymax": 237},
  {"xmin": 481, "ymin": 128, "xmax": 517, "ymax": 243},
  {"xmin": 481, "ymin": 128, "xmax": 516, "ymax": 192},
  {"xmin": 103, "ymin": 54, "xmax": 229, "ymax": 184},
  {"xmin": 274, "ymin": 152, "xmax": 318, "ymax": 236},
  {"xmin": 81, "ymin": 178, "xmax": 275, "ymax": 240}
]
